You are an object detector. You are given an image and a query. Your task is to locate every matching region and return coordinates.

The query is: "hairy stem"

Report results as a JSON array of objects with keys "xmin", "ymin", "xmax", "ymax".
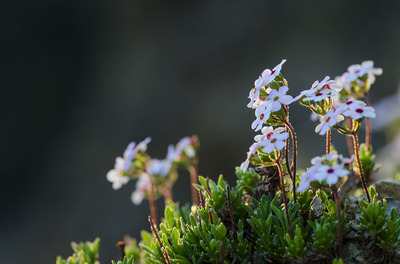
[
  {"xmin": 276, "ymin": 160, "xmax": 294, "ymax": 238},
  {"xmin": 326, "ymin": 129, "xmax": 331, "ymax": 154},
  {"xmin": 352, "ymin": 133, "xmax": 371, "ymax": 203},
  {"xmin": 364, "ymin": 91, "xmax": 372, "ymax": 149},
  {"xmin": 345, "ymin": 117, "xmax": 355, "ymax": 156},
  {"xmin": 189, "ymin": 164, "xmax": 199, "ymax": 205},
  {"xmin": 149, "ymin": 177, "xmax": 158, "ymax": 226},
  {"xmin": 332, "ymin": 187, "xmax": 343, "ymax": 259},
  {"xmin": 284, "ymin": 119, "xmax": 297, "ymax": 203}
]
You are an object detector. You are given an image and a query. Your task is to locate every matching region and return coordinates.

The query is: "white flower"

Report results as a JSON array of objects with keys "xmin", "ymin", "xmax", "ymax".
[
  {"xmin": 345, "ymin": 60, "xmax": 382, "ymax": 84},
  {"xmin": 106, "ymin": 157, "xmax": 130, "ymax": 190},
  {"xmin": 148, "ymin": 158, "xmax": 172, "ymax": 177},
  {"xmin": 240, "ymin": 142, "xmax": 260, "ymax": 172},
  {"xmin": 311, "ymin": 152, "xmax": 338, "ymax": 166},
  {"xmin": 258, "ymin": 130, "xmax": 289, "ymax": 154},
  {"xmin": 297, "ymin": 166, "xmax": 318, "ymax": 192},
  {"xmin": 176, "ymin": 136, "xmax": 196, "ymax": 159},
  {"xmin": 122, "ymin": 137, "xmax": 152, "ymax": 171},
  {"xmin": 262, "ymin": 59, "xmax": 287, "ymax": 85},
  {"xmin": 336, "ymin": 98, "xmax": 366, "ymax": 113},
  {"xmin": 267, "ymin": 86, "xmax": 293, "ymax": 111},
  {"xmin": 251, "ymin": 101, "xmax": 273, "ymax": 131},
  {"xmin": 342, "ymin": 105, "xmax": 376, "ymax": 120},
  {"xmin": 313, "ymin": 164, "xmax": 349, "ymax": 185},
  {"xmin": 315, "ymin": 109, "xmax": 344, "ymax": 135},
  {"xmin": 247, "ymin": 76, "xmax": 264, "ymax": 108},
  {"xmin": 131, "ymin": 173, "xmax": 151, "ymax": 205},
  {"xmin": 339, "ymin": 154, "xmax": 355, "ymax": 167},
  {"xmin": 292, "ymin": 76, "xmax": 342, "ymax": 102}
]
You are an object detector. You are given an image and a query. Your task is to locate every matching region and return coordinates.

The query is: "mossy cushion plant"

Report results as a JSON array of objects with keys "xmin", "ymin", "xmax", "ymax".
[{"xmin": 57, "ymin": 60, "xmax": 400, "ymax": 263}]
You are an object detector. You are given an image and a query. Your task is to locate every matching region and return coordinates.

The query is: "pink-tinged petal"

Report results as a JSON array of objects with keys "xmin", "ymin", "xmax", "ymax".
[{"xmin": 261, "ymin": 69, "xmax": 272, "ymax": 77}]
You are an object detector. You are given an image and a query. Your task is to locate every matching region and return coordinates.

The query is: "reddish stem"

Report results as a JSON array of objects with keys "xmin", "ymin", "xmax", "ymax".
[
  {"xmin": 284, "ymin": 120, "xmax": 297, "ymax": 204},
  {"xmin": 352, "ymin": 134, "xmax": 371, "ymax": 203},
  {"xmin": 326, "ymin": 129, "xmax": 331, "ymax": 154},
  {"xmin": 332, "ymin": 188, "xmax": 343, "ymax": 259},
  {"xmin": 149, "ymin": 176, "xmax": 158, "ymax": 226},
  {"xmin": 276, "ymin": 160, "xmax": 294, "ymax": 238},
  {"xmin": 189, "ymin": 164, "xmax": 199, "ymax": 205}
]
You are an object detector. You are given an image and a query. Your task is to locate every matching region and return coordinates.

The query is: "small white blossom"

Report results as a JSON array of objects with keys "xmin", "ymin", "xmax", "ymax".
[
  {"xmin": 297, "ymin": 166, "xmax": 318, "ymax": 192},
  {"xmin": 122, "ymin": 137, "xmax": 152, "ymax": 171},
  {"xmin": 240, "ymin": 142, "xmax": 260, "ymax": 172},
  {"xmin": 258, "ymin": 129, "xmax": 289, "ymax": 154},
  {"xmin": 315, "ymin": 109, "xmax": 344, "ymax": 135},
  {"xmin": 342, "ymin": 105, "xmax": 376, "ymax": 120},
  {"xmin": 252, "ymin": 101, "xmax": 273, "ymax": 131},
  {"xmin": 262, "ymin": 59, "xmax": 287, "ymax": 85},
  {"xmin": 345, "ymin": 60, "xmax": 382, "ymax": 84},
  {"xmin": 339, "ymin": 154, "xmax": 355, "ymax": 167},
  {"xmin": 311, "ymin": 152, "xmax": 338, "ymax": 166},
  {"xmin": 148, "ymin": 158, "xmax": 172, "ymax": 177},
  {"xmin": 292, "ymin": 76, "xmax": 342, "ymax": 102},
  {"xmin": 314, "ymin": 164, "xmax": 349, "ymax": 185},
  {"xmin": 131, "ymin": 172, "xmax": 151, "ymax": 205},
  {"xmin": 106, "ymin": 157, "xmax": 130, "ymax": 190},
  {"xmin": 268, "ymin": 86, "xmax": 293, "ymax": 111}
]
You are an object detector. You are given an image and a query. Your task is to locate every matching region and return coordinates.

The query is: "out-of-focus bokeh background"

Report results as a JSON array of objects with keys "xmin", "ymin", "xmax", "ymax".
[{"xmin": 2, "ymin": 1, "xmax": 400, "ymax": 263}]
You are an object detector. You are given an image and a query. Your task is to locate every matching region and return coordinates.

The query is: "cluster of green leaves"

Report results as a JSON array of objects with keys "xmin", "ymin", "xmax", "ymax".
[
  {"xmin": 359, "ymin": 187, "xmax": 400, "ymax": 250},
  {"xmin": 56, "ymin": 238, "xmax": 100, "ymax": 264},
  {"xmin": 58, "ymin": 173, "xmax": 400, "ymax": 264}
]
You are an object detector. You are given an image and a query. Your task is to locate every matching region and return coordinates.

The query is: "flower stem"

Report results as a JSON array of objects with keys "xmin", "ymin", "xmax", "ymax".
[
  {"xmin": 332, "ymin": 187, "xmax": 343, "ymax": 259},
  {"xmin": 352, "ymin": 133, "xmax": 371, "ymax": 203},
  {"xmin": 149, "ymin": 177, "xmax": 158, "ymax": 226},
  {"xmin": 189, "ymin": 164, "xmax": 199, "ymax": 205},
  {"xmin": 364, "ymin": 91, "xmax": 372, "ymax": 149},
  {"xmin": 284, "ymin": 119, "xmax": 297, "ymax": 204},
  {"xmin": 326, "ymin": 129, "xmax": 331, "ymax": 154},
  {"xmin": 345, "ymin": 117, "xmax": 355, "ymax": 156},
  {"xmin": 276, "ymin": 160, "xmax": 294, "ymax": 238}
]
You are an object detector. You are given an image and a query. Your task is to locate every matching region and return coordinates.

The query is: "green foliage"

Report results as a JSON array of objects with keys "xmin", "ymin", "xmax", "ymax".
[
  {"xmin": 235, "ymin": 167, "xmax": 260, "ymax": 194},
  {"xmin": 111, "ymin": 256, "xmax": 134, "ymax": 264},
  {"xmin": 355, "ymin": 144, "xmax": 379, "ymax": 182},
  {"xmin": 332, "ymin": 258, "xmax": 343, "ymax": 264},
  {"xmin": 285, "ymin": 225, "xmax": 306, "ymax": 260},
  {"xmin": 377, "ymin": 208, "xmax": 400, "ymax": 249},
  {"xmin": 56, "ymin": 238, "xmax": 100, "ymax": 264},
  {"xmin": 358, "ymin": 187, "xmax": 387, "ymax": 236},
  {"xmin": 308, "ymin": 215, "xmax": 337, "ymax": 252}
]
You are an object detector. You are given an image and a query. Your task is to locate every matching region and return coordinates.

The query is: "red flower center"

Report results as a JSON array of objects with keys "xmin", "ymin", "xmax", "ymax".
[
  {"xmin": 316, "ymin": 92, "xmax": 323, "ymax": 96},
  {"xmin": 346, "ymin": 101, "xmax": 353, "ymax": 105},
  {"xmin": 266, "ymin": 132, "xmax": 274, "ymax": 139},
  {"xmin": 356, "ymin": 109, "xmax": 364, "ymax": 113},
  {"xmin": 260, "ymin": 114, "xmax": 264, "ymax": 119},
  {"xmin": 327, "ymin": 168, "xmax": 334, "ymax": 174},
  {"xmin": 322, "ymin": 84, "xmax": 330, "ymax": 89}
]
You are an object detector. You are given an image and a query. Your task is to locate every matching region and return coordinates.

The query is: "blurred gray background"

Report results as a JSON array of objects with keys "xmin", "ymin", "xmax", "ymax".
[{"xmin": 2, "ymin": 1, "xmax": 400, "ymax": 263}]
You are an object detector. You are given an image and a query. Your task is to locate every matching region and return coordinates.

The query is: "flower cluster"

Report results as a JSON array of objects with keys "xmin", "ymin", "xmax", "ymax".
[
  {"xmin": 247, "ymin": 60, "xmax": 293, "ymax": 132},
  {"xmin": 240, "ymin": 126, "xmax": 289, "ymax": 172},
  {"xmin": 297, "ymin": 152, "xmax": 352, "ymax": 192},
  {"xmin": 106, "ymin": 137, "xmax": 151, "ymax": 190},
  {"xmin": 107, "ymin": 135, "xmax": 199, "ymax": 205}
]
